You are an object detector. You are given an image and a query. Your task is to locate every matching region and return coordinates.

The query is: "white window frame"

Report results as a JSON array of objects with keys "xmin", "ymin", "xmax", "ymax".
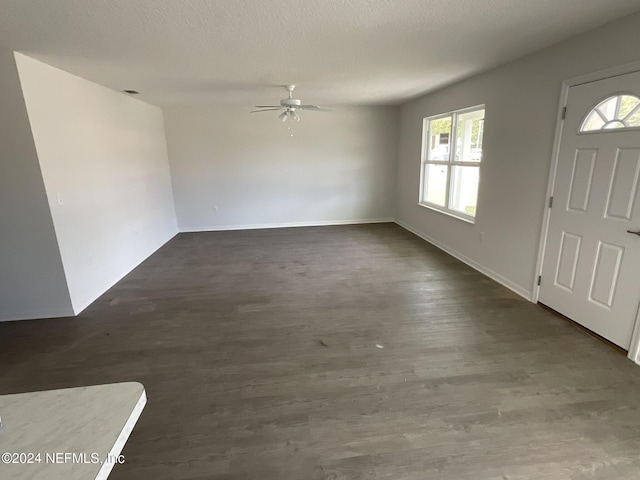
[{"xmin": 418, "ymin": 105, "xmax": 485, "ymax": 223}]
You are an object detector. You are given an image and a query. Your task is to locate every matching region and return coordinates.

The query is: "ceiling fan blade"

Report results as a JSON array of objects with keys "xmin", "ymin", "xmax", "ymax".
[
  {"xmin": 250, "ymin": 108, "xmax": 283, "ymax": 113},
  {"xmin": 254, "ymin": 105, "xmax": 282, "ymax": 108},
  {"xmin": 298, "ymin": 105, "xmax": 333, "ymax": 111}
]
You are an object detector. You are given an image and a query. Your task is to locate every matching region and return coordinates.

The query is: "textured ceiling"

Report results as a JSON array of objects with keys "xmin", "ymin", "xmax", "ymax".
[{"xmin": 0, "ymin": 0, "xmax": 639, "ymax": 107}]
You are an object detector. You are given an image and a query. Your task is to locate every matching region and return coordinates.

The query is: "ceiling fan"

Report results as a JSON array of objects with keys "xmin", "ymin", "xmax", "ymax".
[{"xmin": 250, "ymin": 85, "xmax": 331, "ymax": 122}]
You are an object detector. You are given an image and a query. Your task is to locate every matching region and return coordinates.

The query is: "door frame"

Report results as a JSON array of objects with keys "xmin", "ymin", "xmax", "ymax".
[{"xmin": 533, "ymin": 60, "xmax": 640, "ymax": 365}]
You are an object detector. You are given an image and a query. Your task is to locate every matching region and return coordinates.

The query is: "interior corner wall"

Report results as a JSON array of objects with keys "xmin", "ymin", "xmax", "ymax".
[
  {"xmin": 396, "ymin": 12, "xmax": 640, "ymax": 300},
  {"xmin": 0, "ymin": 47, "xmax": 73, "ymax": 321},
  {"xmin": 164, "ymin": 106, "xmax": 398, "ymax": 231},
  {"xmin": 15, "ymin": 53, "xmax": 178, "ymax": 315}
]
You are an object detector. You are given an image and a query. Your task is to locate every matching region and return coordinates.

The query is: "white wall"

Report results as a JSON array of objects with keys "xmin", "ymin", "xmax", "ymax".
[
  {"xmin": 164, "ymin": 106, "xmax": 398, "ymax": 231},
  {"xmin": 15, "ymin": 53, "xmax": 178, "ymax": 314},
  {"xmin": 396, "ymin": 12, "xmax": 640, "ymax": 300},
  {"xmin": 0, "ymin": 47, "xmax": 74, "ymax": 320}
]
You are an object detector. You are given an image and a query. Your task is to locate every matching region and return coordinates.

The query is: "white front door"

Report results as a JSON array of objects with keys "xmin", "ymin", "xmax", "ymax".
[{"xmin": 540, "ymin": 71, "xmax": 640, "ymax": 349}]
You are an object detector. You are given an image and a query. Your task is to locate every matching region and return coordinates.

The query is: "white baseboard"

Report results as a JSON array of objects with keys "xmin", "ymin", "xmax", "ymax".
[
  {"xmin": 179, "ymin": 218, "xmax": 395, "ymax": 233},
  {"xmin": 0, "ymin": 307, "xmax": 75, "ymax": 322},
  {"xmin": 2, "ymin": 220, "xmax": 533, "ymax": 323},
  {"xmin": 1, "ymin": 230, "xmax": 179, "ymax": 322},
  {"xmin": 395, "ymin": 220, "xmax": 533, "ymax": 302}
]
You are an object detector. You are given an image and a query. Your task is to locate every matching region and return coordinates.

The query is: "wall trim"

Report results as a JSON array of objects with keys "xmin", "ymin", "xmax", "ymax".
[
  {"xmin": 395, "ymin": 220, "xmax": 533, "ymax": 301},
  {"xmin": 532, "ymin": 82, "xmax": 569, "ymax": 304},
  {"xmin": 0, "ymin": 307, "xmax": 75, "ymax": 322},
  {"xmin": 179, "ymin": 218, "xmax": 395, "ymax": 233},
  {"xmin": 565, "ymin": 60, "xmax": 640, "ymax": 88}
]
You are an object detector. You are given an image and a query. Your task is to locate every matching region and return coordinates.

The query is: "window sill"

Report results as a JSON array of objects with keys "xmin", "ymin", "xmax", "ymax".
[{"xmin": 418, "ymin": 202, "xmax": 476, "ymax": 224}]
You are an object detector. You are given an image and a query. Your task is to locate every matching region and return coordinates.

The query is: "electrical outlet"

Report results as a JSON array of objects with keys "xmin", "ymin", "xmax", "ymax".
[{"xmin": 479, "ymin": 232, "xmax": 485, "ymax": 243}]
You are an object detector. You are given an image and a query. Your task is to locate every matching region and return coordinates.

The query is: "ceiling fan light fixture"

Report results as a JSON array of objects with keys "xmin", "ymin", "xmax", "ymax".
[{"xmin": 250, "ymin": 85, "xmax": 330, "ymax": 122}]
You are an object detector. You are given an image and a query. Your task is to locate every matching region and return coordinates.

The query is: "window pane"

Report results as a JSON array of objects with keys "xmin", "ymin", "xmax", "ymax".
[
  {"xmin": 428, "ymin": 116, "xmax": 452, "ymax": 161},
  {"xmin": 626, "ymin": 108, "xmax": 640, "ymax": 127},
  {"xmin": 597, "ymin": 97, "xmax": 617, "ymax": 121},
  {"xmin": 455, "ymin": 109, "xmax": 485, "ymax": 162},
  {"xmin": 582, "ymin": 110, "xmax": 605, "ymax": 131},
  {"xmin": 619, "ymin": 95, "xmax": 640, "ymax": 119},
  {"xmin": 450, "ymin": 166, "xmax": 479, "ymax": 216},
  {"xmin": 424, "ymin": 164, "xmax": 448, "ymax": 206}
]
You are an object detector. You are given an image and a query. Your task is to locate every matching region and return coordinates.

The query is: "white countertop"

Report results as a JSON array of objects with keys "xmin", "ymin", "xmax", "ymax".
[{"xmin": 0, "ymin": 382, "xmax": 146, "ymax": 479}]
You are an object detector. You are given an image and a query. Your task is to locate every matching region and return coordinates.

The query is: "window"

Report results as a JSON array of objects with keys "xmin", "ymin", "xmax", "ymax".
[
  {"xmin": 580, "ymin": 94, "xmax": 640, "ymax": 132},
  {"xmin": 419, "ymin": 106, "xmax": 485, "ymax": 221}
]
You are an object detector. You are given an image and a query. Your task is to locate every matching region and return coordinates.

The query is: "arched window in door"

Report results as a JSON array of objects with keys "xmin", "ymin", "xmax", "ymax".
[{"xmin": 580, "ymin": 94, "xmax": 640, "ymax": 132}]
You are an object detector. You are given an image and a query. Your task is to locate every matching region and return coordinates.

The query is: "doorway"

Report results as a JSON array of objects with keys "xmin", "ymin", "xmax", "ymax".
[{"xmin": 539, "ymin": 70, "xmax": 640, "ymax": 350}]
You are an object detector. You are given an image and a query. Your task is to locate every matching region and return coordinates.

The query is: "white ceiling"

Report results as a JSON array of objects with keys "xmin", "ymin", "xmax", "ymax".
[{"xmin": 1, "ymin": 0, "xmax": 639, "ymax": 107}]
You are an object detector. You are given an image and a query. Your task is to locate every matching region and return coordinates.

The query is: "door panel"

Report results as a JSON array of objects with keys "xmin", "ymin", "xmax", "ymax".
[
  {"xmin": 605, "ymin": 148, "xmax": 640, "ymax": 220},
  {"xmin": 567, "ymin": 149, "xmax": 596, "ymax": 212},
  {"xmin": 540, "ymin": 70, "xmax": 640, "ymax": 349},
  {"xmin": 588, "ymin": 241, "xmax": 623, "ymax": 309},
  {"xmin": 555, "ymin": 232, "xmax": 582, "ymax": 291}
]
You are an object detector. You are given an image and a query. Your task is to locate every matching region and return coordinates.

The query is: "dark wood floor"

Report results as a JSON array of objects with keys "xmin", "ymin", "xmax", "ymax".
[{"xmin": 2, "ymin": 223, "xmax": 640, "ymax": 479}]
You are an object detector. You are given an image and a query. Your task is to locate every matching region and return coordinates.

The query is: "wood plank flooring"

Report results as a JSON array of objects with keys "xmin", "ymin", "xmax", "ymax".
[{"xmin": 1, "ymin": 223, "xmax": 640, "ymax": 479}]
